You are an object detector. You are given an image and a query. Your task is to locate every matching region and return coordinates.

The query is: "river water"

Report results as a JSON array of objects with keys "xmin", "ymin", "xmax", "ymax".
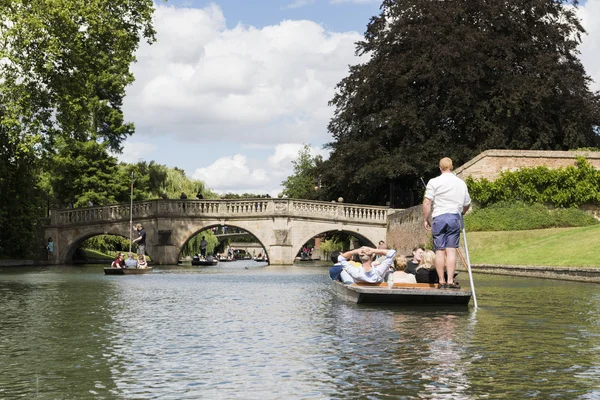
[{"xmin": 0, "ymin": 261, "xmax": 598, "ymax": 399}]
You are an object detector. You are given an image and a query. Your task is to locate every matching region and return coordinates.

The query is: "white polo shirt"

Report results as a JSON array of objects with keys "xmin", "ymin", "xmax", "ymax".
[{"xmin": 425, "ymin": 172, "xmax": 471, "ymax": 218}]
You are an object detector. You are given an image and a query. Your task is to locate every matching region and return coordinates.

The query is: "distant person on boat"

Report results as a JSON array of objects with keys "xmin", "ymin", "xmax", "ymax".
[
  {"xmin": 111, "ymin": 252, "xmax": 125, "ymax": 268},
  {"xmin": 391, "ymin": 255, "xmax": 417, "ymax": 284},
  {"xmin": 132, "ymin": 223, "xmax": 147, "ymax": 263},
  {"xmin": 196, "ymin": 192, "xmax": 204, "ymax": 200},
  {"xmin": 180, "ymin": 192, "xmax": 187, "ymax": 199},
  {"xmin": 406, "ymin": 246, "xmax": 425, "ymax": 275},
  {"xmin": 137, "ymin": 254, "xmax": 147, "ymax": 269},
  {"xmin": 338, "ymin": 246, "xmax": 396, "ymax": 284},
  {"xmin": 423, "ymin": 157, "xmax": 471, "ymax": 289},
  {"xmin": 46, "ymin": 237, "xmax": 54, "ymax": 260},
  {"xmin": 124, "ymin": 252, "xmax": 138, "ymax": 268},
  {"xmin": 200, "ymin": 236, "xmax": 208, "ymax": 258}
]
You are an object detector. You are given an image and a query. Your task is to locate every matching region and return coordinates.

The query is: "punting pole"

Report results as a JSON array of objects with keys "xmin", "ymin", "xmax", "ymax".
[
  {"xmin": 460, "ymin": 214, "xmax": 478, "ymax": 308},
  {"xmin": 128, "ymin": 171, "xmax": 134, "ymax": 253}
]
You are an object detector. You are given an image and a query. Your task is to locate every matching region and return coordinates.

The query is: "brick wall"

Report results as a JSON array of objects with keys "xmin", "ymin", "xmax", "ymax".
[
  {"xmin": 454, "ymin": 149, "xmax": 600, "ymax": 181},
  {"xmin": 386, "ymin": 206, "xmax": 431, "ymax": 256}
]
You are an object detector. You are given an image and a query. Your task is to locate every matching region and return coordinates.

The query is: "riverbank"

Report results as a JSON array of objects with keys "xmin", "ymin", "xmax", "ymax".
[{"xmin": 466, "ymin": 264, "xmax": 600, "ymax": 284}]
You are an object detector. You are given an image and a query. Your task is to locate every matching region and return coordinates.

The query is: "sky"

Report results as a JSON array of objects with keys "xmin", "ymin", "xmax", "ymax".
[{"xmin": 120, "ymin": 0, "xmax": 600, "ymax": 197}]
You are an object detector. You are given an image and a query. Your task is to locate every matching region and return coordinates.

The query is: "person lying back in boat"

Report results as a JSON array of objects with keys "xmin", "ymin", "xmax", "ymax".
[
  {"xmin": 338, "ymin": 246, "xmax": 396, "ymax": 284},
  {"xmin": 111, "ymin": 252, "xmax": 125, "ymax": 268},
  {"xmin": 391, "ymin": 255, "xmax": 417, "ymax": 284},
  {"xmin": 124, "ymin": 252, "xmax": 138, "ymax": 268},
  {"xmin": 137, "ymin": 254, "xmax": 147, "ymax": 269}
]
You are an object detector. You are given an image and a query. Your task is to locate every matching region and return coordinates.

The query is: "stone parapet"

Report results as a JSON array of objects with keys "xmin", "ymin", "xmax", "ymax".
[
  {"xmin": 454, "ymin": 149, "xmax": 600, "ymax": 181},
  {"xmin": 467, "ymin": 264, "xmax": 600, "ymax": 284}
]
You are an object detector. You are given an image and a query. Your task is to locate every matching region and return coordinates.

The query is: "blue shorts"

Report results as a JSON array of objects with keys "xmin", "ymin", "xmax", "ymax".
[{"xmin": 432, "ymin": 214, "xmax": 461, "ymax": 251}]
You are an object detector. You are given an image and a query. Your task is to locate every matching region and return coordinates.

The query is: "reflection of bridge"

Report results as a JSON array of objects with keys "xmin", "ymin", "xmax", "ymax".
[{"xmin": 43, "ymin": 199, "xmax": 392, "ymax": 265}]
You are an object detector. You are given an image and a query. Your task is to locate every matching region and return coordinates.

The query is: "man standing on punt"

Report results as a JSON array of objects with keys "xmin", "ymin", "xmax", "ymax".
[{"xmin": 423, "ymin": 157, "xmax": 471, "ymax": 289}]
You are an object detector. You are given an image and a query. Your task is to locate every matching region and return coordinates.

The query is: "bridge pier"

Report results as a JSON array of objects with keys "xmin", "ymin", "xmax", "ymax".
[
  {"xmin": 152, "ymin": 244, "xmax": 180, "ymax": 265},
  {"xmin": 267, "ymin": 245, "xmax": 294, "ymax": 265}
]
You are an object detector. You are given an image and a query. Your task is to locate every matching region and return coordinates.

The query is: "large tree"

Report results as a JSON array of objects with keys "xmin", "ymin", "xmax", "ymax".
[
  {"xmin": 0, "ymin": 0, "xmax": 156, "ymax": 257},
  {"xmin": 281, "ymin": 144, "xmax": 323, "ymax": 199},
  {"xmin": 319, "ymin": 0, "xmax": 600, "ymax": 205}
]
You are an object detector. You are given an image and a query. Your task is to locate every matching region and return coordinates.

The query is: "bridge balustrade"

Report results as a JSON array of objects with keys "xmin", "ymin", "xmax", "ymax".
[{"xmin": 50, "ymin": 199, "xmax": 390, "ymax": 226}]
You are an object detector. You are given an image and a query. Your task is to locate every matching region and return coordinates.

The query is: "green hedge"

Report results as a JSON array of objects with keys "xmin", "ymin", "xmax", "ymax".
[
  {"xmin": 466, "ymin": 157, "xmax": 600, "ymax": 208},
  {"xmin": 464, "ymin": 202, "xmax": 599, "ymax": 231}
]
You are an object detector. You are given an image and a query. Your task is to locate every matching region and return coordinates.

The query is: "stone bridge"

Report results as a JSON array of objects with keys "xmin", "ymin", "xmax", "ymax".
[{"xmin": 43, "ymin": 198, "xmax": 393, "ymax": 265}]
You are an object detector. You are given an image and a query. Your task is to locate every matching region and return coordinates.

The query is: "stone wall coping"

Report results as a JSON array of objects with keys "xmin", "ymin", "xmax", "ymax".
[
  {"xmin": 454, "ymin": 149, "xmax": 600, "ymax": 176},
  {"xmin": 471, "ymin": 263, "xmax": 600, "ymax": 273},
  {"xmin": 468, "ymin": 263, "xmax": 600, "ymax": 283}
]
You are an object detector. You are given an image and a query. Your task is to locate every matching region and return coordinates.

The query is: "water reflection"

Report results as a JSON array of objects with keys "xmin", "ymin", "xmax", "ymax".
[{"xmin": 0, "ymin": 265, "xmax": 598, "ymax": 399}]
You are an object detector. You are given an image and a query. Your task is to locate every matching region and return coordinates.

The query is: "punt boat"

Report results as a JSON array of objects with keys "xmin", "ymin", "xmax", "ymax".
[
  {"xmin": 332, "ymin": 281, "xmax": 471, "ymax": 306},
  {"xmin": 192, "ymin": 259, "xmax": 218, "ymax": 266},
  {"xmin": 104, "ymin": 267, "xmax": 153, "ymax": 275}
]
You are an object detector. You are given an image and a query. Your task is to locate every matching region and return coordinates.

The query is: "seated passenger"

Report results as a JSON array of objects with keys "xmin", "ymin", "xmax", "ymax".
[
  {"xmin": 391, "ymin": 255, "xmax": 417, "ymax": 284},
  {"xmin": 338, "ymin": 246, "xmax": 397, "ymax": 284},
  {"xmin": 137, "ymin": 254, "xmax": 147, "ymax": 269},
  {"xmin": 405, "ymin": 246, "xmax": 424, "ymax": 275},
  {"xmin": 328, "ymin": 251, "xmax": 344, "ymax": 282},
  {"xmin": 124, "ymin": 252, "xmax": 138, "ymax": 268},
  {"xmin": 415, "ymin": 250, "xmax": 437, "ymax": 283},
  {"xmin": 111, "ymin": 252, "xmax": 125, "ymax": 268}
]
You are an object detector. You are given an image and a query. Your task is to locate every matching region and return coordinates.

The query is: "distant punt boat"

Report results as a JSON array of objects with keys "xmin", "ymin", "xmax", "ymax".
[
  {"xmin": 104, "ymin": 267, "xmax": 153, "ymax": 275},
  {"xmin": 331, "ymin": 281, "xmax": 471, "ymax": 306},
  {"xmin": 192, "ymin": 260, "xmax": 218, "ymax": 266}
]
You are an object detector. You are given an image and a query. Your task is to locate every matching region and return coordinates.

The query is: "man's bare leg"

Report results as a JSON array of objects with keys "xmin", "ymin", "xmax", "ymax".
[
  {"xmin": 435, "ymin": 250, "xmax": 446, "ymax": 284},
  {"xmin": 445, "ymin": 248, "xmax": 457, "ymax": 285}
]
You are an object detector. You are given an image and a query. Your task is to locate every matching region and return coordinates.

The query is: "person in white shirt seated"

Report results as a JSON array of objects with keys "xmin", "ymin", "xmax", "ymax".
[
  {"xmin": 124, "ymin": 252, "xmax": 138, "ymax": 268},
  {"xmin": 338, "ymin": 246, "xmax": 396, "ymax": 284},
  {"xmin": 391, "ymin": 255, "xmax": 417, "ymax": 284}
]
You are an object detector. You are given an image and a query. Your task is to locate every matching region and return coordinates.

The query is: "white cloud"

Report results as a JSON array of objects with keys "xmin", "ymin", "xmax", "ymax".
[
  {"xmin": 578, "ymin": 0, "xmax": 600, "ymax": 91},
  {"xmin": 286, "ymin": 0, "xmax": 316, "ymax": 9},
  {"xmin": 124, "ymin": 4, "xmax": 363, "ymax": 145},
  {"xmin": 329, "ymin": 0, "xmax": 380, "ymax": 4},
  {"xmin": 192, "ymin": 144, "xmax": 328, "ymax": 196},
  {"xmin": 118, "ymin": 141, "xmax": 159, "ymax": 163}
]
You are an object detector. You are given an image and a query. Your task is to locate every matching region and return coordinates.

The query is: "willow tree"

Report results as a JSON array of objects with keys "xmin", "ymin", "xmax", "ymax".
[
  {"xmin": 319, "ymin": 0, "xmax": 600, "ymax": 205},
  {"xmin": 0, "ymin": 0, "xmax": 156, "ymax": 257}
]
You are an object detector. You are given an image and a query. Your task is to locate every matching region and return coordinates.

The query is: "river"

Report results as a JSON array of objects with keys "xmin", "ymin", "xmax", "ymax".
[{"xmin": 0, "ymin": 261, "xmax": 598, "ymax": 399}]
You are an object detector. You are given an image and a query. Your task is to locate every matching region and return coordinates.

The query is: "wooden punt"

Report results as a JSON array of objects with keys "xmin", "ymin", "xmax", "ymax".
[
  {"xmin": 192, "ymin": 260, "xmax": 218, "ymax": 266},
  {"xmin": 104, "ymin": 267, "xmax": 153, "ymax": 275},
  {"xmin": 332, "ymin": 281, "xmax": 471, "ymax": 306}
]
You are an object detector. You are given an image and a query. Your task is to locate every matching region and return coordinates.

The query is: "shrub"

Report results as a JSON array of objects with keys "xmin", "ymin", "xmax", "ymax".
[
  {"xmin": 466, "ymin": 157, "xmax": 600, "ymax": 208},
  {"xmin": 464, "ymin": 202, "xmax": 598, "ymax": 231}
]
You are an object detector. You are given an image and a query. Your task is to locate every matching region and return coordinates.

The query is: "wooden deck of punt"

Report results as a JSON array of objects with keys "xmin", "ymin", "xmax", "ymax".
[
  {"xmin": 104, "ymin": 267, "xmax": 153, "ymax": 275},
  {"xmin": 332, "ymin": 281, "xmax": 472, "ymax": 306},
  {"xmin": 191, "ymin": 260, "xmax": 218, "ymax": 266}
]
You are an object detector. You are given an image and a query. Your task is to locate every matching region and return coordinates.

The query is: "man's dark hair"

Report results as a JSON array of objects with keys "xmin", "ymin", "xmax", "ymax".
[
  {"xmin": 330, "ymin": 251, "xmax": 341, "ymax": 263},
  {"xmin": 412, "ymin": 245, "xmax": 425, "ymax": 252},
  {"xmin": 379, "ymin": 240, "xmax": 385, "ymax": 245}
]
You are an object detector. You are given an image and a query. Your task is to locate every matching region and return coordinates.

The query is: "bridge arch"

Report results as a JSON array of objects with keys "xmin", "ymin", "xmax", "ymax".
[
  {"xmin": 293, "ymin": 228, "xmax": 381, "ymax": 262},
  {"xmin": 178, "ymin": 224, "xmax": 269, "ymax": 260},
  {"xmin": 63, "ymin": 230, "xmax": 145, "ymax": 265}
]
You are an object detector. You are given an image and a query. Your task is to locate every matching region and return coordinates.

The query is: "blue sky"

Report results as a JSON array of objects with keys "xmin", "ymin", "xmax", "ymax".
[{"xmin": 120, "ymin": 0, "xmax": 600, "ymax": 196}]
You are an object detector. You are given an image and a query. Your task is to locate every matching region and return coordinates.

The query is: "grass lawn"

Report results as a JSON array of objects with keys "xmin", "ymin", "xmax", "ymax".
[
  {"xmin": 465, "ymin": 224, "xmax": 600, "ymax": 267},
  {"xmin": 82, "ymin": 249, "xmax": 114, "ymax": 260}
]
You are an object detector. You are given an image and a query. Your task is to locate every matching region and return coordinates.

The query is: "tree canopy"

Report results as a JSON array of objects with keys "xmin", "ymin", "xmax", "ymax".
[
  {"xmin": 317, "ymin": 0, "xmax": 600, "ymax": 205},
  {"xmin": 0, "ymin": 0, "xmax": 156, "ymax": 257},
  {"xmin": 281, "ymin": 144, "xmax": 323, "ymax": 199}
]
